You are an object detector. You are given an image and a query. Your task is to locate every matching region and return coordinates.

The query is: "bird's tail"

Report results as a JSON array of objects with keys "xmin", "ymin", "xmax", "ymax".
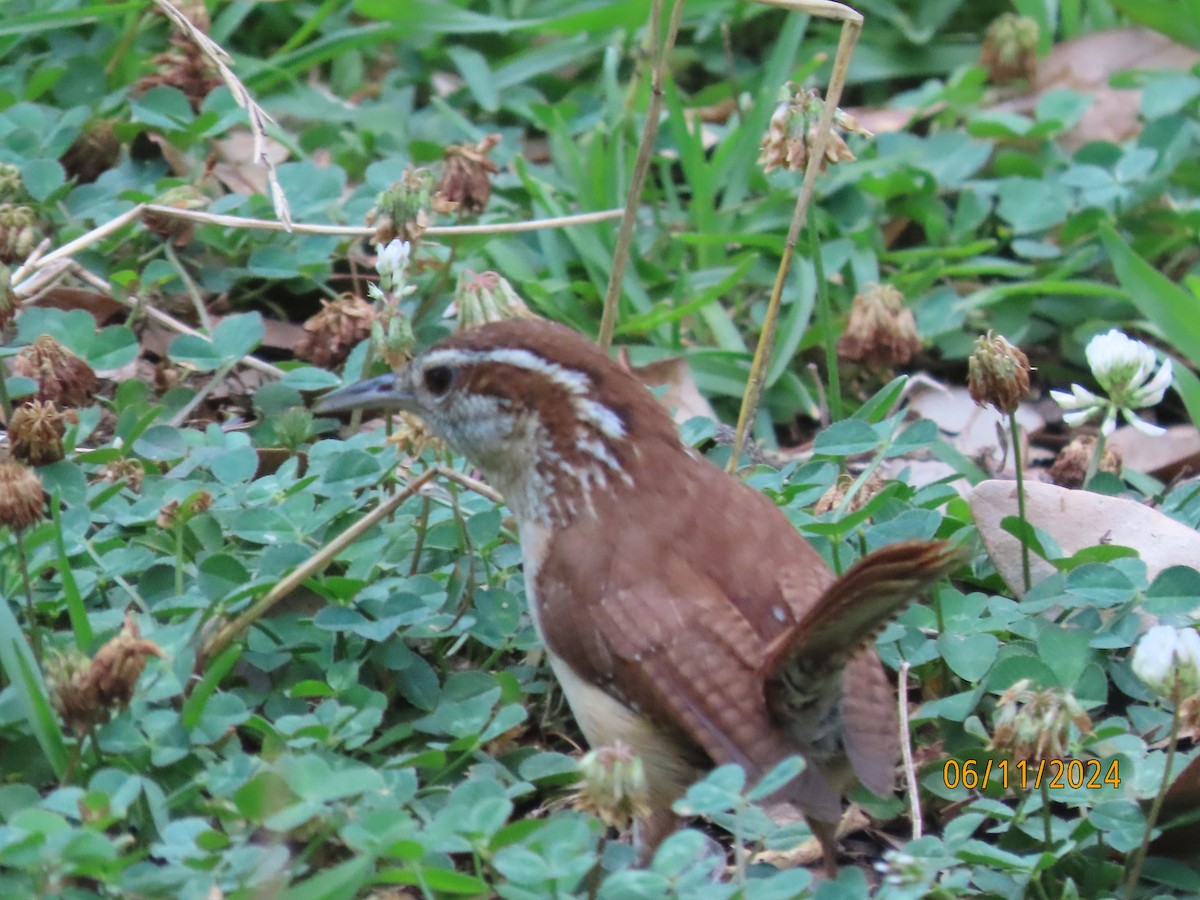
[
  {"xmin": 762, "ymin": 539, "xmax": 965, "ymax": 787},
  {"xmin": 762, "ymin": 539, "xmax": 965, "ymax": 688}
]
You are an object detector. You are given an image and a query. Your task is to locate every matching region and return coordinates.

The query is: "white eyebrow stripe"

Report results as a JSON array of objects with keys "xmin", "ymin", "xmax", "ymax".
[{"xmin": 422, "ymin": 346, "xmax": 627, "ymax": 439}]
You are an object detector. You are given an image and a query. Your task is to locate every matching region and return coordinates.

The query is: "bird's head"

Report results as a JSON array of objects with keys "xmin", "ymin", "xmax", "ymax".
[{"xmin": 314, "ymin": 320, "xmax": 678, "ymax": 524}]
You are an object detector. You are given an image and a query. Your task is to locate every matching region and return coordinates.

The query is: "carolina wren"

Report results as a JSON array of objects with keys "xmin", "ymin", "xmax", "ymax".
[{"xmin": 315, "ymin": 319, "xmax": 962, "ymax": 871}]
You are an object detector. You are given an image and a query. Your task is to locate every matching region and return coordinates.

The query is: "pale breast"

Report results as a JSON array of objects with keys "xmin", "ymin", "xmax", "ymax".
[{"xmin": 518, "ymin": 521, "xmax": 700, "ymax": 805}]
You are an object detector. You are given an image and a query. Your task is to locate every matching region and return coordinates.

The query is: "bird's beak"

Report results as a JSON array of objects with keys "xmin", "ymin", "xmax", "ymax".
[{"xmin": 313, "ymin": 371, "xmax": 416, "ymax": 414}]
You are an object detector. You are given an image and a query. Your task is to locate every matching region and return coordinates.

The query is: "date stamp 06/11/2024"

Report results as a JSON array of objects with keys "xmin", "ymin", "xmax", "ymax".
[{"xmin": 942, "ymin": 758, "xmax": 1122, "ymax": 792}]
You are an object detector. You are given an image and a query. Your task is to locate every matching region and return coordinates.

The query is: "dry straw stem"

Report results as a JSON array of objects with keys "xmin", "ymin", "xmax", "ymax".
[
  {"xmin": 69, "ymin": 264, "xmax": 285, "ymax": 379},
  {"xmin": 12, "ymin": 204, "xmax": 625, "ymax": 382},
  {"xmin": 16, "ymin": 205, "xmax": 626, "ymax": 287},
  {"xmin": 194, "ymin": 467, "xmax": 440, "ymax": 676},
  {"xmin": 597, "ymin": 0, "xmax": 686, "ymax": 350},
  {"xmin": 727, "ymin": 0, "xmax": 863, "ymax": 473},
  {"xmin": 192, "ymin": 463, "xmax": 504, "ymax": 677},
  {"xmin": 125, "ymin": 204, "xmax": 625, "ymax": 238},
  {"xmin": 898, "ymin": 659, "xmax": 922, "ymax": 839},
  {"xmin": 151, "ymin": 0, "xmax": 293, "ymax": 230},
  {"xmin": 9, "ymin": 236, "xmax": 51, "ymax": 286},
  {"xmin": 435, "ymin": 464, "xmax": 504, "ymax": 504}
]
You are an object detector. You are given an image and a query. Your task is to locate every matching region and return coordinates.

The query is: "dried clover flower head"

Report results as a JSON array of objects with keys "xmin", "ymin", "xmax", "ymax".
[
  {"xmin": 813, "ymin": 471, "xmax": 887, "ymax": 516},
  {"xmin": 138, "ymin": 4, "xmax": 217, "ymax": 111},
  {"xmin": 989, "ymin": 679, "xmax": 1092, "ymax": 765},
  {"xmin": 0, "ymin": 203, "xmax": 41, "ymax": 264},
  {"xmin": 186, "ymin": 490, "xmax": 213, "ymax": 516},
  {"xmin": 366, "ymin": 168, "xmax": 435, "ymax": 245},
  {"xmin": 47, "ymin": 612, "xmax": 165, "ymax": 735},
  {"xmin": 60, "ymin": 119, "xmax": 121, "ymax": 185},
  {"xmin": 1048, "ymin": 435, "xmax": 1121, "ymax": 489},
  {"xmin": 450, "ymin": 270, "xmax": 537, "ymax": 332},
  {"xmin": 968, "ymin": 332, "xmax": 1032, "ymax": 416},
  {"xmin": 12, "ymin": 334, "xmax": 97, "ymax": 407},
  {"xmin": 157, "ymin": 490, "xmax": 212, "ymax": 529},
  {"xmin": 434, "ymin": 134, "xmax": 501, "ymax": 216},
  {"xmin": 0, "ymin": 458, "xmax": 45, "ymax": 531},
  {"xmin": 0, "ymin": 163, "xmax": 26, "ymax": 203},
  {"xmin": 101, "ymin": 459, "xmax": 145, "ymax": 492},
  {"xmin": 45, "ymin": 649, "xmax": 95, "ymax": 735},
  {"xmin": 9, "ymin": 399, "xmax": 71, "ymax": 466},
  {"xmin": 981, "ymin": 13, "xmax": 1039, "ymax": 84},
  {"xmin": 156, "ymin": 499, "xmax": 180, "ymax": 530},
  {"xmin": 836, "ymin": 283, "xmax": 921, "ymax": 370},
  {"xmin": 571, "ymin": 741, "xmax": 651, "ymax": 830},
  {"xmin": 296, "ymin": 294, "xmax": 375, "ymax": 368},
  {"xmin": 758, "ymin": 84, "xmax": 872, "ymax": 174},
  {"xmin": 385, "ymin": 411, "xmax": 444, "ymax": 458}
]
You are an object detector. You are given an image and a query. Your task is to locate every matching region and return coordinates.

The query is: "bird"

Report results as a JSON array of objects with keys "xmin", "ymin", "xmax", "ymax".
[{"xmin": 314, "ymin": 318, "xmax": 963, "ymax": 872}]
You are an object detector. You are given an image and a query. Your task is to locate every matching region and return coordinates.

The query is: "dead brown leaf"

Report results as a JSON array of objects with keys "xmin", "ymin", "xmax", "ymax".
[
  {"xmin": 907, "ymin": 384, "xmax": 1044, "ymax": 478},
  {"xmin": 995, "ymin": 27, "xmax": 1200, "ymax": 150},
  {"xmin": 1108, "ymin": 424, "xmax": 1200, "ymax": 482},
  {"xmin": 969, "ymin": 479, "xmax": 1200, "ymax": 596},
  {"xmin": 847, "ymin": 27, "xmax": 1199, "ymax": 149},
  {"xmin": 211, "ymin": 128, "xmax": 292, "ymax": 197}
]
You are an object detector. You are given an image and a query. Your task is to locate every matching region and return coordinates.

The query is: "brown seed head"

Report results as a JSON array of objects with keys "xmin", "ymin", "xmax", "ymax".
[
  {"xmin": 46, "ymin": 649, "xmax": 99, "ymax": 736},
  {"xmin": 9, "ymin": 400, "xmax": 69, "ymax": 465},
  {"xmin": 434, "ymin": 134, "xmax": 501, "ymax": 216},
  {"xmin": 101, "ymin": 459, "xmax": 146, "ymax": 492},
  {"xmin": 1048, "ymin": 435, "xmax": 1121, "ymax": 489},
  {"xmin": 12, "ymin": 335, "xmax": 97, "ymax": 408},
  {"xmin": 185, "ymin": 490, "xmax": 213, "ymax": 517},
  {"xmin": 47, "ymin": 612, "xmax": 164, "ymax": 735},
  {"xmin": 296, "ymin": 294, "xmax": 375, "ymax": 368},
  {"xmin": 813, "ymin": 471, "xmax": 887, "ymax": 516},
  {"xmin": 0, "ymin": 459, "xmax": 45, "ymax": 531},
  {"xmin": 758, "ymin": 85, "xmax": 872, "ymax": 174},
  {"xmin": 967, "ymin": 332, "xmax": 1031, "ymax": 416},
  {"xmin": 157, "ymin": 499, "xmax": 180, "ymax": 530},
  {"xmin": 989, "ymin": 679, "xmax": 1092, "ymax": 765},
  {"xmin": 837, "ymin": 284, "xmax": 922, "ymax": 370},
  {"xmin": 60, "ymin": 119, "xmax": 121, "ymax": 185}
]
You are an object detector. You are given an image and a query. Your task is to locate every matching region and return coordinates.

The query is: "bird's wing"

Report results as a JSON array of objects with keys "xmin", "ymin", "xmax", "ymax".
[{"xmin": 535, "ymin": 545, "xmax": 844, "ymax": 820}]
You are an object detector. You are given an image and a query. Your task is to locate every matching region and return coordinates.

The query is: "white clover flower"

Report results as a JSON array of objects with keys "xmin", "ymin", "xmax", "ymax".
[
  {"xmin": 1050, "ymin": 329, "xmax": 1172, "ymax": 435},
  {"xmin": 1131, "ymin": 625, "xmax": 1200, "ymax": 699},
  {"xmin": 375, "ymin": 239, "xmax": 410, "ymax": 281},
  {"xmin": 373, "ymin": 239, "xmax": 416, "ymax": 301}
]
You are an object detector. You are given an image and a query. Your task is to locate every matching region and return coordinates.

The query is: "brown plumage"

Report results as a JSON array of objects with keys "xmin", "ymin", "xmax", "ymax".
[{"xmin": 315, "ymin": 319, "xmax": 964, "ymax": 870}]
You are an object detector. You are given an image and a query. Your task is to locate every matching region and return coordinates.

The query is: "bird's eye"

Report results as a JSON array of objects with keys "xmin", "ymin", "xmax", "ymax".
[{"xmin": 423, "ymin": 365, "xmax": 454, "ymax": 397}]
